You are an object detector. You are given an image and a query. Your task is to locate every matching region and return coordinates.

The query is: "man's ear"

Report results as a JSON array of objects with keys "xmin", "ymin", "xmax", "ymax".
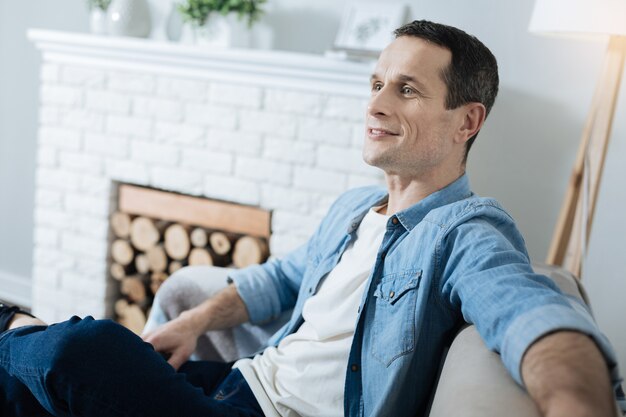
[{"xmin": 455, "ymin": 103, "xmax": 486, "ymax": 144}]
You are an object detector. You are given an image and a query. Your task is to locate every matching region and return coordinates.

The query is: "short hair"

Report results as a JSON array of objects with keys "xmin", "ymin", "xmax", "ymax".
[{"xmin": 394, "ymin": 20, "xmax": 499, "ymax": 163}]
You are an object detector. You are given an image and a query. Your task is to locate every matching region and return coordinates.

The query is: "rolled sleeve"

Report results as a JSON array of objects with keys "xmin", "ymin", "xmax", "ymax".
[
  {"xmin": 230, "ymin": 263, "xmax": 284, "ymax": 325},
  {"xmin": 229, "ymin": 241, "xmax": 310, "ymax": 325},
  {"xmin": 501, "ymin": 300, "xmax": 621, "ymax": 388}
]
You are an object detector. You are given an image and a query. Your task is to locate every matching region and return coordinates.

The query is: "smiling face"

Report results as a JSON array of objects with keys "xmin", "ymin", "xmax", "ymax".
[{"xmin": 363, "ymin": 36, "xmax": 469, "ymax": 180}]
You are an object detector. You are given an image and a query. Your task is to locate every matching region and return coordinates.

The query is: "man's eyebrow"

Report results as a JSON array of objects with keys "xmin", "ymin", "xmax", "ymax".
[
  {"xmin": 397, "ymin": 74, "xmax": 428, "ymax": 91},
  {"xmin": 369, "ymin": 73, "xmax": 428, "ymax": 91}
]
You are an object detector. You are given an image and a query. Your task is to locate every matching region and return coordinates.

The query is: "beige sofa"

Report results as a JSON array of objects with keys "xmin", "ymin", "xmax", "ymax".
[{"xmin": 145, "ymin": 263, "xmax": 622, "ymax": 416}]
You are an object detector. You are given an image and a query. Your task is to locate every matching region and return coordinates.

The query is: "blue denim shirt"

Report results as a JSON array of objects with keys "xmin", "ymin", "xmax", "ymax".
[{"xmin": 231, "ymin": 174, "xmax": 620, "ymax": 416}]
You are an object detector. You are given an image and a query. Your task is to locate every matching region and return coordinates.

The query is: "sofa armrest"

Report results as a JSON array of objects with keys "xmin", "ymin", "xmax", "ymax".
[{"xmin": 428, "ymin": 324, "xmax": 541, "ymax": 417}]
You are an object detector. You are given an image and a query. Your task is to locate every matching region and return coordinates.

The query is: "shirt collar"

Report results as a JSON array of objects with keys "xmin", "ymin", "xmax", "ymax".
[
  {"xmin": 394, "ymin": 174, "xmax": 472, "ymax": 231},
  {"xmin": 346, "ymin": 174, "xmax": 473, "ymax": 234}
]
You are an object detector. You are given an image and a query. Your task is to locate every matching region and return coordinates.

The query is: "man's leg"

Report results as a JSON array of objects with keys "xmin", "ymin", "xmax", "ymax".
[
  {"xmin": 0, "ymin": 316, "xmax": 262, "ymax": 417},
  {"xmin": 0, "ymin": 367, "xmax": 53, "ymax": 417},
  {"xmin": 179, "ymin": 362, "xmax": 262, "ymax": 414}
]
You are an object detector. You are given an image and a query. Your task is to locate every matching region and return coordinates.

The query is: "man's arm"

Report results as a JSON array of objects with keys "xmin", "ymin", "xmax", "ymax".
[
  {"xmin": 439, "ymin": 211, "xmax": 621, "ymax": 416},
  {"xmin": 142, "ymin": 284, "xmax": 248, "ymax": 370},
  {"xmin": 142, "ymin": 225, "xmax": 316, "ymax": 370},
  {"xmin": 522, "ymin": 330, "xmax": 616, "ymax": 417}
]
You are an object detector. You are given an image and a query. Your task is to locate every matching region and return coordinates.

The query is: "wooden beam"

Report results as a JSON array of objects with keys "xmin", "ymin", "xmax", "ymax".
[{"xmin": 118, "ymin": 184, "xmax": 271, "ymax": 238}]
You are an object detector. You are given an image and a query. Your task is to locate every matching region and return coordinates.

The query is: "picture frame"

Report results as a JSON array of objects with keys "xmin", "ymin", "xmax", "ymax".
[{"xmin": 334, "ymin": 2, "xmax": 409, "ymax": 55}]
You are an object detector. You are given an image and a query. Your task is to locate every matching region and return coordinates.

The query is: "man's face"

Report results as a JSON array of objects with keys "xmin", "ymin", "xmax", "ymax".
[{"xmin": 363, "ymin": 36, "xmax": 466, "ymax": 178}]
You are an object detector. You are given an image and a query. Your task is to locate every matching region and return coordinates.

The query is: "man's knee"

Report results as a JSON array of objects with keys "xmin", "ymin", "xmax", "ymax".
[
  {"xmin": 49, "ymin": 317, "xmax": 140, "ymax": 371},
  {"xmin": 154, "ymin": 270, "xmax": 199, "ymax": 314},
  {"xmin": 154, "ymin": 266, "xmax": 230, "ymax": 315}
]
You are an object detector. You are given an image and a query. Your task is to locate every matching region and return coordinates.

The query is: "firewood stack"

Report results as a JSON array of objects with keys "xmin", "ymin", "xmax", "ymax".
[{"xmin": 110, "ymin": 184, "xmax": 272, "ymax": 335}]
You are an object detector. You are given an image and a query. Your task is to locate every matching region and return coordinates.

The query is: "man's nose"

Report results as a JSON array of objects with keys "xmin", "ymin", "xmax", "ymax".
[{"xmin": 367, "ymin": 87, "xmax": 393, "ymax": 118}]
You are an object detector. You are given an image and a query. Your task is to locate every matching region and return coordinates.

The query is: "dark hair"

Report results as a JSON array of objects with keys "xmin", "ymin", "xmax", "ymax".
[{"xmin": 394, "ymin": 20, "xmax": 499, "ymax": 163}]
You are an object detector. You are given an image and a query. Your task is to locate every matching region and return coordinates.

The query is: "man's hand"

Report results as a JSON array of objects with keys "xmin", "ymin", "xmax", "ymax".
[
  {"xmin": 142, "ymin": 311, "xmax": 201, "ymax": 370},
  {"xmin": 522, "ymin": 330, "xmax": 616, "ymax": 417},
  {"xmin": 142, "ymin": 284, "xmax": 250, "ymax": 370}
]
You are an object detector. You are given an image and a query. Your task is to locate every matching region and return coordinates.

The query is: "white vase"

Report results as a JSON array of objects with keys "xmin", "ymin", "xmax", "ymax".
[
  {"xmin": 146, "ymin": 0, "xmax": 180, "ymax": 41},
  {"xmin": 193, "ymin": 14, "xmax": 251, "ymax": 48},
  {"xmin": 89, "ymin": 9, "xmax": 108, "ymax": 35},
  {"xmin": 107, "ymin": 0, "xmax": 152, "ymax": 38}
]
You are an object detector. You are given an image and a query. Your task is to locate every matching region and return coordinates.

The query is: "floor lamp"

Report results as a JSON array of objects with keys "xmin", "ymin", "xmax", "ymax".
[{"xmin": 529, "ymin": 0, "xmax": 626, "ymax": 279}]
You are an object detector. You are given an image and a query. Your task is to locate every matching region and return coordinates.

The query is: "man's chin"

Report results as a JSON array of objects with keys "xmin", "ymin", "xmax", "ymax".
[
  {"xmin": 362, "ymin": 155, "xmax": 393, "ymax": 174},
  {"xmin": 362, "ymin": 154, "xmax": 379, "ymax": 168}
]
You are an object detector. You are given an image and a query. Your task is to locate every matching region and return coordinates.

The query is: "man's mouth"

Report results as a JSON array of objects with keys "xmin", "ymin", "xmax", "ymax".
[{"xmin": 367, "ymin": 127, "xmax": 399, "ymax": 137}]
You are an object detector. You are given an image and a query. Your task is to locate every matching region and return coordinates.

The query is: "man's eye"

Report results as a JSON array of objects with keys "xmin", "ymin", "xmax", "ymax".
[
  {"xmin": 372, "ymin": 83, "xmax": 382, "ymax": 91},
  {"xmin": 402, "ymin": 86, "xmax": 415, "ymax": 95}
]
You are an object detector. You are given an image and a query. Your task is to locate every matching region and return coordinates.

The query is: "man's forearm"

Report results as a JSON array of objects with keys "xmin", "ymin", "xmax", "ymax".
[
  {"xmin": 183, "ymin": 284, "xmax": 250, "ymax": 334},
  {"xmin": 521, "ymin": 330, "xmax": 615, "ymax": 417}
]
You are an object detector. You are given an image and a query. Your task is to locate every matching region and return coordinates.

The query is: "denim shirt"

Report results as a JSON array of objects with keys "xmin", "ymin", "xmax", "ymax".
[{"xmin": 231, "ymin": 174, "xmax": 620, "ymax": 417}]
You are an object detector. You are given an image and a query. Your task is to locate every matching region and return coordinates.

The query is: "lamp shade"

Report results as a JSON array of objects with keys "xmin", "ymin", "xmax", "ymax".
[{"xmin": 529, "ymin": 0, "xmax": 626, "ymax": 37}]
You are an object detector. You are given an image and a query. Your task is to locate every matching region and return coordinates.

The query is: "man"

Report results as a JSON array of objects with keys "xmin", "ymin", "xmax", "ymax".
[{"xmin": 0, "ymin": 20, "xmax": 621, "ymax": 417}]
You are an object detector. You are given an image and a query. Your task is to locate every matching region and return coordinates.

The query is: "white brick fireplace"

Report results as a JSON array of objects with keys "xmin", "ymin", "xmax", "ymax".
[{"xmin": 28, "ymin": 30, "xmax": 382, "ymax": 323}]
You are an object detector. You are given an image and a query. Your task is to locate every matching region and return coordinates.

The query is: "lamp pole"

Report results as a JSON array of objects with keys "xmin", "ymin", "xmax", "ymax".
[{"xmin": 546, "ymin": 35, "xmax": 626, "ymax": 278}]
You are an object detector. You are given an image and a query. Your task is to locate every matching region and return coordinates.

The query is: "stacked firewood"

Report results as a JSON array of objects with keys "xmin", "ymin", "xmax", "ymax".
[{"xmin": 110, "ymin": 211, "xmax": 270, "ymax": 334}]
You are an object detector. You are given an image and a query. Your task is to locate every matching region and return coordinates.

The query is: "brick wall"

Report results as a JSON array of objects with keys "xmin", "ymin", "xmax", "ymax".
[{"xmin": 30, "ymin": 32, "xmax": 382, "ymax": 323}]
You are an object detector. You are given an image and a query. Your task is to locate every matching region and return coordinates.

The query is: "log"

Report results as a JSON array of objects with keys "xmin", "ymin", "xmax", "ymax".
[
  {"xmin": 168, "ymin": 261, "xmax": 184, "ymax": 275},
  {"xmin": 115, "ymin": 299, "xmax": 146, "ymax": 335},
  {"xmin": 110, "ymin": 211, "xmax": 131, "ymax": 239},
  {"xmin": 111, "ymin": 239, "xmax": 134, "ymax": 266},
  {"xmin": 135, "ymin": 253, "xmax": 150, "ymax": 275},
  {"xmin": 164, "ymin": 224, "xmax": 191, "ymax": 260},
  {"xmin": 130, "ymin": 217, "xmax": 161, "ymax": 251},
  {"xmin": 209, "ymin": 231, "xmax": 236, "ymax": 255},
  {"xmin": 146, "ymin": 244, "xmax": 168, "ymax": 273},
  {"xmin": 188, "ymin": 248, "xmax": 213, "ymax": 266},
  {"xmin": 110, "ymin": 262, "xmax": 135, "ymax": 281},
  {"xmin": 121, "ymin": 276, "xmax": 147, "ymax": 304},
  {"xmin": 190, "ymin": 228, "xmax": 208, "ymax": 248},
  {"xmin": 232, "ymin": 236, "xmax": 269, "ymax": 268},
  {"xmin": 150, "ymin": 272, "xmax": 169, "ymax": 295}
]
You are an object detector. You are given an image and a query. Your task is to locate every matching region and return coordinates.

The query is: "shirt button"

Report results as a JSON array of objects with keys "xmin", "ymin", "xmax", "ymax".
[
  {"xmin": 308, "ymin": 287, "xmax": 313, "ymax": 294},
  {"xmin": 351, "ymin": 364, "xmax": 359, "ymax": 372},
  {"xmin": 391, "ymin": 217, "xmax": 398, "ymax": 225},
  {"xmin": 389, "ymin": 291, "xmax": 395, "ymax": 298},
  {"xmin": 380, "ymin": 252, "xmax": 386, "ymax": 260}
]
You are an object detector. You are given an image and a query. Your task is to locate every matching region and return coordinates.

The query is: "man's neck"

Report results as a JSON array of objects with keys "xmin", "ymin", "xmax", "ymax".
[{"xmin": 381, "ymin": 169, "xmax": 465, "ymax": 215}]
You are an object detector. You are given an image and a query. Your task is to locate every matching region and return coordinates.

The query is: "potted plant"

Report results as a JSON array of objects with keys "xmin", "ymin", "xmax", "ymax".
[
  {"xmin": 87, "ymin": 0, "xmax": 112, "ymax": 34},
  {"xmin": 177, "ymin": 0, "xmax": 267, "ymax": 47}
]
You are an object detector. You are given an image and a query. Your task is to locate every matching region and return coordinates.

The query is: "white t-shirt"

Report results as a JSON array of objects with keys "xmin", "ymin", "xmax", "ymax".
[{"xmin": 235, "ymin": 206, "xmax": 389, "ymax": 417}]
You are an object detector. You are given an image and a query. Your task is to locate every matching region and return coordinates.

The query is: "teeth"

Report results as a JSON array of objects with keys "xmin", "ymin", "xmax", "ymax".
[{"xmin": 372, "ymin": 129, "xmax": 389, "ymax": 135}]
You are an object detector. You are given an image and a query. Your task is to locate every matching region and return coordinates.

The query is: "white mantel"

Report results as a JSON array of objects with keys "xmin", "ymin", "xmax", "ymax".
[
  {"xmin": 28, "ymin": 29, "xmax": 374, "ymax": 96},
  {"xmin": 28, "ymin": 30, "xmax": 383, "ymax": 323}
]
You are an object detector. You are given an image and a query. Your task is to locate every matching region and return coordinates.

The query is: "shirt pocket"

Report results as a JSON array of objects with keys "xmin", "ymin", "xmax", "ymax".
[{"xmin": 371, "ymin": 269, "xmax": 422, "ymax": 366}]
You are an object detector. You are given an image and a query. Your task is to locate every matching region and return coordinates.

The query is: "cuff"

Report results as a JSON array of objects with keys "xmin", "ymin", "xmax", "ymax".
[
  {"xmin": 501, "ymin": 299, "xmax": 621, "ymax": 388},
  {"xmin": 229, "ymin": 264, "xmax": 282, "ymax": 325}
]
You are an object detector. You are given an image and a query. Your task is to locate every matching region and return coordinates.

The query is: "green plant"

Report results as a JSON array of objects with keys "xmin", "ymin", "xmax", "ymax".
[
  {"xmin": 177, "ymin": 0, "xmax": 267, "ymax": 28},
  {"xmin": 86, "ymin": 0, "xmax": 112, "ymax": 11}
]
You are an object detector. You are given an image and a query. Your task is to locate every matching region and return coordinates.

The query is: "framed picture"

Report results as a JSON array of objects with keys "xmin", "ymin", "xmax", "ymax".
[{"xmin": 334, "ymin": 2, "xmax": 409, "ymax": 54}]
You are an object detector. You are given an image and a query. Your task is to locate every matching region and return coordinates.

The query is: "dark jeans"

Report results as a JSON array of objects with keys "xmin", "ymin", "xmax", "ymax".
[{"xmin": 0, "ymin": 316, "xmax": 264, "ymax": 417}]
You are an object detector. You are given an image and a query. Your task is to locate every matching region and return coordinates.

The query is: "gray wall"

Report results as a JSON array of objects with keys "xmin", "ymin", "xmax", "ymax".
[
  {"xmin": 1, "ymin": 0, "xmax": 624, "ymax": 374},
  {"xmin": 0, "ymin": 0, "xmax": 88, "ymax": 304}
]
